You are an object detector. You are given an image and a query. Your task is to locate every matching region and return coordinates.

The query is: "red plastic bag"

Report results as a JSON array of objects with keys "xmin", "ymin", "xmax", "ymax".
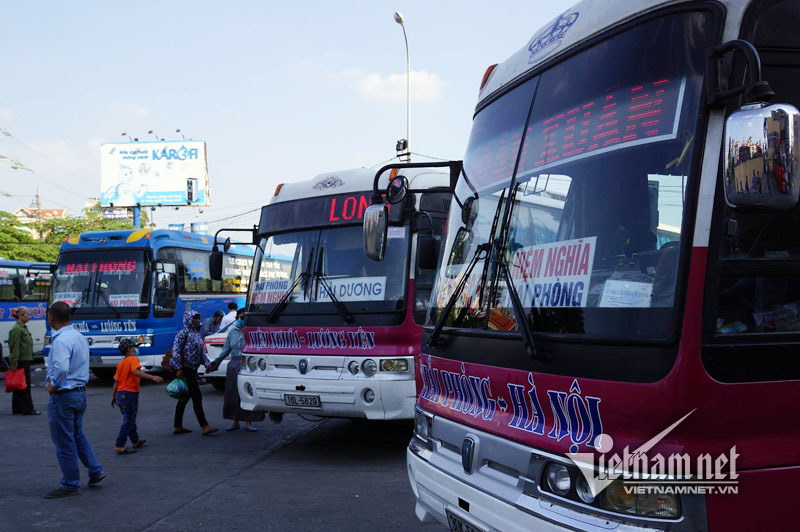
[{"xmin": 4, "ymin": 368, "xmax": 27, "ymax": 393}]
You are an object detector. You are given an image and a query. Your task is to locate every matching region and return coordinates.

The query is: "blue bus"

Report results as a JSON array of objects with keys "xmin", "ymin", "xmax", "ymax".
[
  {"xmin": 47, "ymin": 229, "xmax": 253, "ymax": 380},
  {"xmin": 0, "ymin": 259, "xmax": 53, "ymax": 358}
]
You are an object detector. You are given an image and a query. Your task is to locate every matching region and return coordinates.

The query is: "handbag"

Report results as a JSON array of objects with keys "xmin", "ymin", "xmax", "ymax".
[
  {"xmin": 166, "ymin": 377, "xmax": 190, "ymax": 401},
  {"xmin": 4, "ymin": 368, "xmax": 27, "ymax": 393},
  {"xmin": 161, "ymin": 333, "xmax": 189, "ymax": 373}
]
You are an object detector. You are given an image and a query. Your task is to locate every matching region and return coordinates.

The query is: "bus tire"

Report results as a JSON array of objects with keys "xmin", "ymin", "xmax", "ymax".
[{"xmin": 210, "ymin": 378, "xmax": 226, "ymax": 392}]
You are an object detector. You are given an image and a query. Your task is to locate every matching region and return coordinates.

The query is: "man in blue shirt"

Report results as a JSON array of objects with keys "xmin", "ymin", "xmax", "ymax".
[
  {"xmin": 200, "ymin": 310, "xmax": 224, "ymax": 339},
  {"xmin": 44, "ymin": 302, "xmax": 105, "ymax": 498}
]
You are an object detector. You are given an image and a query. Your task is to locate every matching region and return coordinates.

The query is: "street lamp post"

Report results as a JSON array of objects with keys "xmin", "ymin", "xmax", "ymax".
[{"xmin": 394, "ymin": 11, "xmax": 411, "ymax": 162}]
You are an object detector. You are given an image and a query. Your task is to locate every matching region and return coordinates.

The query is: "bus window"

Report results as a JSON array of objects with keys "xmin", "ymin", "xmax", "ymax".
[
  {"xmin": 222, "ymin": 253, "xmax": 252, "ymax": 293},
  {"xmin": 24, "ymin": 269, "xmax": 52, "ymax": 301},
  {"xmin": 0, "ymin": 266, "xmax": 22, "ymax": 301},
  {"xmin": 176, "ymin": 249, "xmax": 213, "ymax": 293},
  {"xmin": 154, "ymin": 263, "xmax": 178, "ymax": 318}
]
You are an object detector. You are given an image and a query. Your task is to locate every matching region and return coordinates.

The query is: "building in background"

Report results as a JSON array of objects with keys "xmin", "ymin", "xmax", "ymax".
[{"xmin": 13, "ymin": 207, "xmax": 68, "ymax": 238}]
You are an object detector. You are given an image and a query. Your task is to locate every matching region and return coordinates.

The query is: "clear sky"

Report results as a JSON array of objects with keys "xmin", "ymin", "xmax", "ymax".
[{"xmin": 0, "ymin": 0, "xmax": 574, "ymax": 232}]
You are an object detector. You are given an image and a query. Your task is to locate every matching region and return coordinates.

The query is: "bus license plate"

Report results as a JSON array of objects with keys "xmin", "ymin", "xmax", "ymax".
[
  {"xmin": 90, "ymin": 356, "xmax": 102, "ymax": 364},
  {"xmin": 446, "ymin": 510, "xmax": 484, "ymax": 532},
  {"xmin": 284, "ymin": 394, "xmax": 321, "ymax": 408}
]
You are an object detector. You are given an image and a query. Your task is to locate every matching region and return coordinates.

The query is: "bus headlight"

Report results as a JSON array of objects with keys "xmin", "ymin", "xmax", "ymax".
[
  {"xmin": 347, "ymin": 361, "xmax": 360, "ymax": 375},
  {"xmin": 414, "ymin": 408, "xmax": 432, "ymax": 442},
  {"xmin": 257, "ymin": 358, "xmax": 267, "ymax": 371},
  {"xmin": 363, "ymin": 388, "xmax": 375, "ymax": 403},
  {"xmin": 603, "ymin": 481, "xmax": 680, "ymax": 519},
  {"xmin": 380, "ymin": 359, "xmax": 409, "ymax": 372},
  {"xmin": 246, "ymin": 357, "xmax": 258, "ymax": 372},
  {"xmin": 544, "ymin": 463, "xmax": 571, "ymax": 496},
  {"xmin": 361, "ymin": 359, "xmax": 377, "ymax": 376}
]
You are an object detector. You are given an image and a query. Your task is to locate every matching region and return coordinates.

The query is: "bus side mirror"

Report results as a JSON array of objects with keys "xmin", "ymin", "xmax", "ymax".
[
  {"xmin": 417, "ymin": 234, "xmax": 442, "ymax": 270},
  {"xmin": 210, "ymin": 246, "xmax": 224, "ymax": 280},
  {"xmin": 49, "ymin": 264, "xmax": 57, "ymax": 274},
  {"xmin": 386, "ymin": 175, "xmax": 408, "ymax": 204},
  {"xmin": 364, "ymin": 203, "xmax": 389, "ymax": 262},
  {"xmin": 223, "ymin": 237, "xmax": 232, "ymax": 253},
  {"xmin": 723, "ymin": 102, "xmax": 800, "ymax": 210}
]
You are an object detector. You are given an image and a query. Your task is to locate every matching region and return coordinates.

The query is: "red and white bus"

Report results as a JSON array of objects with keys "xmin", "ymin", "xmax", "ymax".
[
  {"xmin": 236, "ymin": 166, "xmax": 456, "ymax": 421},
  {"xmin": 364, "ymin": 0, "xmax": 800, "ymax": 529}
]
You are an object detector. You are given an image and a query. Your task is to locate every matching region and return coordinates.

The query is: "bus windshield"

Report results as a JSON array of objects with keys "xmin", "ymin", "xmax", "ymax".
[
  {"xmin": 52, "ymin": 250, "xmax": 151, "ymax": 314},
  {"xmin": 250, "ymin": 225, "xmax": 409, "ymax": 314},
  {"xmin": 430, "ymin": 10, "xmax": 712, "ymax": 341}
]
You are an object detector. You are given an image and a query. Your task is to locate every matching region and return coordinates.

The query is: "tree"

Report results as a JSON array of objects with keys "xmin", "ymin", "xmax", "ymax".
[
  {"xmin": 0, "ymin": 211, "xmax": 56, "ymax": 261},
  {"xmin": 36, "ymin": 212, "xmax": 136, "ymax": 249}
]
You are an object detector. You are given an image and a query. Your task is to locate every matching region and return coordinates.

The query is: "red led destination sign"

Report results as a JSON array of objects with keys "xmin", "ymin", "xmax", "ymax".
[
  {"xmin": 520, "ymin": 76, "xmax": 685, "ymax": 172},
  {"xmin": 64, "ymin": 261, "xmax": 139, "ymax": 274},
  {"xmin": 259, "ymin": 191, "xmax": 400, "ymax": 234},
  {"xmin": 465, "ymin": 77, "xmax": 685, "ymax": 189}
]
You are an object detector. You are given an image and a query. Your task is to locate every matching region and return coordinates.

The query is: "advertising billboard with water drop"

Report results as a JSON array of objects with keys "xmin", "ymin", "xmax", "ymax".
[{"xmin": 100, "ymin": 140, "xmax": 210, "ymax": 207}]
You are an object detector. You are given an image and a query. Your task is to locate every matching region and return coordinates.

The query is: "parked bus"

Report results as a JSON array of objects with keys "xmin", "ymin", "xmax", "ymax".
[
  {"xmin": 0, "ymin": 259, "xmax": 52, "ymax": 357},
  {"xmin": 48, "ymin": 229, "xmax": 253, "ymax": 380},
  {"xmin": 235, "ymin": 166, "xmax": 456, "ymax": 420},
  {"xmin": 364, "ymin": 1, "xmax": 800, "ymax": 529}
]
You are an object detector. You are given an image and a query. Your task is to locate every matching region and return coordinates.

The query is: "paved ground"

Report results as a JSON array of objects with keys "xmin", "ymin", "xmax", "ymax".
[{"xmin": 0, "ymin": 365, "xmax": 435, "ymax": 532}]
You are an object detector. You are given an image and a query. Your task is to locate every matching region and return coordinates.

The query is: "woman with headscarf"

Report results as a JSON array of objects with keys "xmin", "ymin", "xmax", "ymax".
[
  {"xmin": 208, "ymin": 309, "xmax": 265, "ymax": 431},
  {"xmin": 170, "ymin": 310, "xmax": 218, "ymax": 435}
]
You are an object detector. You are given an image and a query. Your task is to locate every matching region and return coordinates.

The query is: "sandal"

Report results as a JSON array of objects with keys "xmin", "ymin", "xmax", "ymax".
[
  {"xmin": 115, "ymin": 447, "xmax": 136, "ymax": 455},
  {"xmin": 202, "ymin": 428, "xmax": 219, "ymax": 436},
  {"xmin": 173, "ymin": 428, "xmax": 192, "ymax": 435},
  {"xmin": 132, "ymin": 439, "xmax": 146, "ymax": 449},
  {"xmin": 245, "ymin": 427, "xmax": 258, "ymax": 432}
]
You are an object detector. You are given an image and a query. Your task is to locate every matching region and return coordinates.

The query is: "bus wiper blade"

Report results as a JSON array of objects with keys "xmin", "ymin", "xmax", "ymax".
[
  {"xmin": 426, "ymin": 242, "xmax": 492, "ymax": 349},
  {"xmin": 96, "ymin": 283, "xmax": 121, "ymax": 318},
  {"xmin": 497, "ymin": 251, "xmax": 548, "ymax": 362},
  {"xmin": 314, "ymin": 272, "xmax": 354, "ymax": 324},
  {"xmin": 69, "ymin": 287, "xmax": 90, "ymax": 313},
  {"xmin": 267, "ymin": 272, "xmax": 308, "ymax": 324}
]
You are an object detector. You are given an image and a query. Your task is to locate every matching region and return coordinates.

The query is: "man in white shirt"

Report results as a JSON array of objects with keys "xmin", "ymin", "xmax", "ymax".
[{"xmin": 218, "ymin": 302, "xmax": 238, "ymax": 329}]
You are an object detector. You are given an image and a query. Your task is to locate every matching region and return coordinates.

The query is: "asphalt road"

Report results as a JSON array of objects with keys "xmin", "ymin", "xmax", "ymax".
[{"xmin": 0, "ymin": 365, "xmax": 435, "ymax": 532}]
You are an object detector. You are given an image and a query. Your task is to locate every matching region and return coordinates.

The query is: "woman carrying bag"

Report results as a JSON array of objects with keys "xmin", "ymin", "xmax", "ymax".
[
  {"xmin": 8, "ymin": 307, "xmax": 40, "ymax": 415},
  {"xmin": 207, "ymin": 309, "xmax": 264, "ymax": 431},
  {"xmin": 169, "ymin": 310, "xmax": 217, "ymax": 435}
]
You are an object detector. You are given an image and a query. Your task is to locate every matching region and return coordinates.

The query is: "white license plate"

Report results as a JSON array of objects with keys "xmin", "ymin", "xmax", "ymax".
[
  {"xmin": 284, "ymin": 394, "xmax": 321, "ymax": 408},
  {"xmin": 446, "ymin": 510, "xmax": 484, "ymax": 532},
  {"xmin": 90, "ymin": 356, "xmax": 103, "ymax": 364}
]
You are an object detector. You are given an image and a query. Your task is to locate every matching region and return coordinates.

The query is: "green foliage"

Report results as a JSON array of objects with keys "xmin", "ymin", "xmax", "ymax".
[
  {"xmin": 0, "ymin": 211, "xmax": 49, "ymax": 261},
  {"xmin": 37, "ymin": 212, "xmax": 136, "ymax": 246},
  {"xmin": 0, "ymin": 210, "xmax": 139, "ymax": 262}
]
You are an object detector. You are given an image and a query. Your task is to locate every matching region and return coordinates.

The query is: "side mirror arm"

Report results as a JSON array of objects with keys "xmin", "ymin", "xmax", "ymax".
[{"xmin": 706, "ymin": 39, "xmax": 774, "ymax": 108}]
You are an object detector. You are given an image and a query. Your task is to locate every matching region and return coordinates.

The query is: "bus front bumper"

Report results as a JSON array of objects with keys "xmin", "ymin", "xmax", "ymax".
[
  {"xmin": 238, "ymin": 374, "xmax": 415, "ymax": 420},
  {"xmin": 407, "ymin": 447, "xmax": 575, "ymax": 532}
]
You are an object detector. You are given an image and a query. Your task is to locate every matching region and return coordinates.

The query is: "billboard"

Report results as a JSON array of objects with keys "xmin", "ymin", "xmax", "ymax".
[{"xmin": 100, "ymin": 140, "xmax": 210, "ymax": 207}]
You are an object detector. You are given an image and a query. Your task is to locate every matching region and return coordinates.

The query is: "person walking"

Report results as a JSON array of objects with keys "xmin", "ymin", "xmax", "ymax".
[
  {"xmin": 44, "ymin": 301, "xmax": 104, "ymax": 498},
  {"xmin": 8, "ymin": 306, "xmax": 40, "ymax": 415},
  {"xmin": 208, "ymin": 309, "xmax": 264, "ymax": 431},
  {"xmin": 111, "ymin": 339, "xmax": 164, "ymax": 454},
  {"xmin": 218, "ymin": 302, "xmax": 238, "ymax": 329},
  {"xmin": 170, "ymin": 310, "xmax": 218, "ymax": 436},
  {"xmin": 200, "ymin": 310, "xmax": 224, "ymax": 339}
]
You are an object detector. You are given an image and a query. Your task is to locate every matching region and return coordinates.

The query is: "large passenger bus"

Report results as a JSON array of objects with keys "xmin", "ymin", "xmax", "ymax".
[
  {"xmin": 0, "ymin": 259, "xmax": 52, "ymax": 357},
  {"xmin": 364, "ymin": 1, "xmax": 800, "ymax": 529},
  {"xmin": 48, "ymin": 229, "xmax": 253, "ymax": 379},
  {"xmin": 235, "ymin": 166, "xmax": 456, "ymax": 420}
]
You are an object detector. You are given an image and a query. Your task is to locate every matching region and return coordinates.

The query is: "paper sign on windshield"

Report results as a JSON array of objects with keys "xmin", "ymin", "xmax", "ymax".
[
  {"xmin": 509, "ymin": 237, "xmax": 596, "ymax": 308},
  {"xmin": 599, "ymin": 280, "xmax": 652, "ymax": 308},
  {"xmin": 251, "ymin": 279, "xmax": 292, "ymax": 305},
  {"xmin": 54, "ymin": 292, "xmax": 82, "ymax": 306},
  {"xmin": 316, "ymin": 276, "xmax": 387, "ymax": 302},
  {"xmin": 108, "ymin": 294, "xmax": 141, "ymax": 307}
]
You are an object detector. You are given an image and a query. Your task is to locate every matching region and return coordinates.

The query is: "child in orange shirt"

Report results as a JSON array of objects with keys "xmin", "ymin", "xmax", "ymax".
[{"xmin": 111, "ymin": 339, "xmax": 163, "ymax": 454}]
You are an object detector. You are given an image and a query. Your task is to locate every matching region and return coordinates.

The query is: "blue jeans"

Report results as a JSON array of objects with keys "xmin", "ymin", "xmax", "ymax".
[
  {"xmin": 115, "ymin": 391, "xmax": 140, "ymax": 448},
  {"xmin": 48, "ymin": 390, "xmax": 104, "ymax": 491}
]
